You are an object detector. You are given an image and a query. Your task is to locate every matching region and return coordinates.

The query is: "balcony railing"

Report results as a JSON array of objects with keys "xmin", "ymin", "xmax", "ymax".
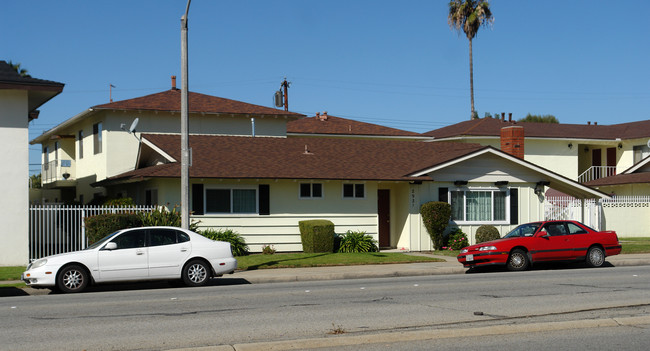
[
  {"xmin": 42, "ymin": 160, "xmax": 73, "ymax": 184},
  {"xmin": 578, "ymin": 166, "xmax": 616, "ymax": 183}
]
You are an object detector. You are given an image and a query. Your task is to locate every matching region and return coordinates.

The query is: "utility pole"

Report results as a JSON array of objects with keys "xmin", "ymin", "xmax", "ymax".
[
  {"xmin": 281, "ymin": 78, "xmax": 290, "ymax": 112},
  {"xmin": 180, "ymin": 0, "xmax": 191, "ymax": 229}
]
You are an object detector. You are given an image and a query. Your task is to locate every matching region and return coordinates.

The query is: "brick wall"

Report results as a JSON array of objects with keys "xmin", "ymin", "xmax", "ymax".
[{"xmin": 500, "ymin": 126, "xmax": 524, "ymax": 159}]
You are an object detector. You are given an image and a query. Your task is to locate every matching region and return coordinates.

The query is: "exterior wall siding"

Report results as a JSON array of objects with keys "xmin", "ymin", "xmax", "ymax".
[{"xmin": 0, "ymin": 90, "xmax": 30, "ymax": 265}]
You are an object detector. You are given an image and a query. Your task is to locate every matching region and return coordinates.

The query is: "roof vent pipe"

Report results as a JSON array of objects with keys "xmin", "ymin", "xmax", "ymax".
[
  {"xmin": 588, "ymin": 121, "xmax": 591, "ymax": 125},
  {"xmin": 509, "ymin": 113, "xmax": 512, "ymax": 121}
]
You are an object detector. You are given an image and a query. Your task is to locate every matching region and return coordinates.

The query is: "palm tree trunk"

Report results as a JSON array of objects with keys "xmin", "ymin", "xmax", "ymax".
[{"xmin": 469, "ymin": 38, "xmax": 475, "ymax": 120}]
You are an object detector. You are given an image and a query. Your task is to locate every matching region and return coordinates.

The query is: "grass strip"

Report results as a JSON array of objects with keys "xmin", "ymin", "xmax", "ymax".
[{"xmin": 236, "ymin": 252, "xmax": 443, "ymax": 271}]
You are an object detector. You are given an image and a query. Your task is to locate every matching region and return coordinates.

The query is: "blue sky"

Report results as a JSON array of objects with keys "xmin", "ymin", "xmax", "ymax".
[{"xmin": 3, "ymin": 1, "xmax": 649, "ymax": 174}]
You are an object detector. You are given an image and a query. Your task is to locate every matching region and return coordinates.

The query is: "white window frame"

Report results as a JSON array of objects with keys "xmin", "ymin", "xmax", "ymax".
[
  {"xmin": 449, "ymin": 187, "xmax": 510, "ymax": 225},
  {"xmin": 204, "ymin": 185, "xmax": 258, "ymax": 215},
  {"xmin": 342, "ymin": 183, "xmax": 366, "ymax": 199},
  {"xmin": 299, "ymin": 183, "xmax": 324, "ymax": 199}
]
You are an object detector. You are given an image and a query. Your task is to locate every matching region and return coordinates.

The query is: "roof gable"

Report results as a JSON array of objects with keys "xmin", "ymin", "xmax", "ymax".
[{"xmin": 424, "ymin": 117, "xmax": 650, "ymax": 141}]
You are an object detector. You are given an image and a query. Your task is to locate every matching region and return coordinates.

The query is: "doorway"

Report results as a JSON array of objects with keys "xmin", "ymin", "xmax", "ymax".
[{"xmin": 378, "ymin": 189, "xmax": 390, "ymax": 248}]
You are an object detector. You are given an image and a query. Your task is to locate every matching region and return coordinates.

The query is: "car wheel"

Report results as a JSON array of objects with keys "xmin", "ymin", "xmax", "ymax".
[
  {"xmin": 506, "ymin": 249, "xmax": 530, "ymax": 271},
  {"xmin": 57, "ymin": 265, "xmax": 88, "ymax": 293},
  {"xmin": 586, "ymin": 246, "xmax": 605, "ymax": 267},
  {"xmin": 182, "ymin": 259, "xmax": 210, "ymax": 287}
]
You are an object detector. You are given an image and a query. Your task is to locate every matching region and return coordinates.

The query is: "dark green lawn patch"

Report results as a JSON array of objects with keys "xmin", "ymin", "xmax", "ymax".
[{"xmin": 236, "ymin": 252, "xmax": 444, "ymax": 271}]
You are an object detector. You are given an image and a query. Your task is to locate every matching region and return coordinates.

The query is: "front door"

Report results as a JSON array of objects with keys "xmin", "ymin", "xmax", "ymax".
[
  {"xmin": 606, "ymin": 147, "xmax": 616, "ymax": 177},
  {"xmin": 592, "ymin": 149, "xmax": 602, "ymax": 179},
  {"xmin": 97, "ymin": 229, "xmax": 148, "ymax": 281},
  {"xmin": 378, "ymin": 190, "xmax": 390, "ymax": 248}
]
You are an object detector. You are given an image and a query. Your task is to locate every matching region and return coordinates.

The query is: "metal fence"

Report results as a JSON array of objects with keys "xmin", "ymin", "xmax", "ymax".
[
  {"xmin": 28, "ymin": 205, "xmax": 155, "ymax": 260},
  {"xmin": 545, "ymin": 195, "xmax": 650, "ymax": 231}
]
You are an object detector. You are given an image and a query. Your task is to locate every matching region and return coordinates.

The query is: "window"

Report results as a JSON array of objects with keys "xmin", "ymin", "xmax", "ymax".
[
  {"xmin": 450, "ymin": 189, "xmax": 509, "ymax": 223},
  {"xmin": 78, "ymin": 130, "xmax": 84, "ymax": 159},
  {"xmin": 54, "ymin": 141, "xmax": 59, "ymax": 161},
  {"xmin": 567, "ymin": 222, "xmax": 587, "ymax": 234},
  {"xmin": 343, "ymin": 183, "xmax": 365, "ymax": 198},
  {"xmin": 633, "ymin": 145, "xmax": 650, "ymax": 163},
  {"xmin": 93, "ymin": 122, "xmax": 102, "ymax": 154},
  {"xmin": 43, "ymin": 146, "xmax": 49, "ymax": 164},
  {"xmin": 110, "ymin": 230, "xmax": 146, "ymax": 249},
  {"xmin": 145, "ymin": 189, "xmax": 158, "ymax": 206},
  {"xmin": 205, "ymin": 188, "xmax": 257, "ymax": 214},
  {"xmin": 300, "ymin": 183, "xmax": 323, "ymax": 198}
]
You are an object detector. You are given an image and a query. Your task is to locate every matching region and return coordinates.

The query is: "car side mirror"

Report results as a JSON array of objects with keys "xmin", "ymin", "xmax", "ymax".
[{"xmin": 104, "ymin": 242, "xmax": 118, "ymax": 250}]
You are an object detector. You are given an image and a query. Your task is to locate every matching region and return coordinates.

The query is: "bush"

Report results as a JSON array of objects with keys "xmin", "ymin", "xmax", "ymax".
[
  {"xmin": 139, "ymin": 205, "xmax": 200, "ymax": 232},
  {"xmin": 337, "ymin": 230, "xmax": 378, "ymax": 253},
  {"xmin": 420, "ymin": 201, "xmax": 451, "ymax": 250},
  {"xmin": 299, "ymin": 219, "xmax": 335, "ymax": 253},
  {"xmin": 475, "ymin": 225, "xmax": 501, "ymax": 243},
  {"xmin": 84, "ymin": 213, "xmax": 142, "ymax": 244},
  {"xmin": 103, "ymin": 197, "xmax": 136, "ymax": 207},
  {"xmin": 262, "ymin": 245, "xmax": 276, "ymax": 255},
  {"xmin": 444, "ymin": 228, "xmax": 469, "ymax": 250},
  {"xmin": 200, "ymin": 228, "xmax": 249, "ymax": 256}
]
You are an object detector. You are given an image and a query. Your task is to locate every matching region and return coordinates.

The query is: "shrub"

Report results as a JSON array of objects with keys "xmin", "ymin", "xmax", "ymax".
[
  {"xmin": 84, "ymin": 213, "xmax": 142, "ymax": 244},
  {"xmin": 139, "ymin": 205, "xmax": 200, "ymax": 232},
  {"xmin": 200, "ymin": 228, "xmax": 249, "ymax": 256},
  {"xmin": 103, "ymin": 197, "xmax": 136, "ymax": 207},
  {"xmin": 475, "ymin": 225, "xmax": 501, "ymax": 243},
  {"xmin": 444, "ymin": 228, "xmax": 469, "ymax": 250},
  {"xmin": 262, "ymin": 245, "xmax": 276, "ymax": 255},
  {"xmin": 420, "ymin": 201, "xmax": 451, "ymax": 250},
  {"xmin": 337, "ymin": 230, "xmax": 378, "ymax": 253},
  {"xmin": 299, "ymin": 219, "xmax": 335, "ymax": 253}
]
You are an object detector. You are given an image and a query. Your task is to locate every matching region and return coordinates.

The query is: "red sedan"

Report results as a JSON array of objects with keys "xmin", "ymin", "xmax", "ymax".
[{"xmin": 457, "ymin": 220, "xmax": 622, "ymax": 271}]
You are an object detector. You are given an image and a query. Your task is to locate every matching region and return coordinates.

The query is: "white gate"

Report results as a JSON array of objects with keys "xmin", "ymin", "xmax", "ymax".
[
  {"xmin": 544, "ymin": 196, "xmax": 600, "ymax": 229},
  {"xmin": 28, "ymin": 205, "xmax": 155, "ymax": 260}
]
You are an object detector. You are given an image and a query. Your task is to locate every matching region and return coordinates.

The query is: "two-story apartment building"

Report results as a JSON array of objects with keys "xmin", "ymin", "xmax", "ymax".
[{"xmin": 423, "ymin": 116, "xmax": 650, "ymax": 187}]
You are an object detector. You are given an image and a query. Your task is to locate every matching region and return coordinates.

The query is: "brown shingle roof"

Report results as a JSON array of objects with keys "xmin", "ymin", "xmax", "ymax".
[
  {"xmin": 92, "ymin": 89, "xmax": 304, "ymax": 118},
  {"xmin": 424, "ymin": 117, "xmax": 650, "ymax": 140},
  {"xmin": 585, "ymin": 172, "xmax": 650, "ymax": 186},
  {"xmin": 103, "ymin": 135, "xmax": 485, "ymax": 183},
  {"xmin": 287, "ymin": 114, "xmax": 423, "ymax": 138},
  {"xmin": 0, "ymin": 60, "xmax": 64, "ymax": 90}
]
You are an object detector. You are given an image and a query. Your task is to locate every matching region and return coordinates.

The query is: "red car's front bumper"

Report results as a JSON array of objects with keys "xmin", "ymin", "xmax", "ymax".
[{"xmin": 457, "ymin": 251, "xmax": 510, "ymax": 268}]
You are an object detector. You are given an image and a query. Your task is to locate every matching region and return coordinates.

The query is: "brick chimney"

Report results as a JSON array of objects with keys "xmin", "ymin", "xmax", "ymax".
[
  {"xmin": 501, "ymin": 126, "xmax": 525, "ymax": 159},
  {"xmin": 171, "ymin": 75, "xmax": 177, "ymax": 90}
]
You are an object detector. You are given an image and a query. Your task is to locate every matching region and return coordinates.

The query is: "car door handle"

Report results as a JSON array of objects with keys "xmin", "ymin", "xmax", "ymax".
[
  {"xmin": 136, "ymin": 249, "xmax": 145, "ymax": 255},
  {"xmin": 180, "ymin": 248, "xmax": 188, "ymax": 252}
]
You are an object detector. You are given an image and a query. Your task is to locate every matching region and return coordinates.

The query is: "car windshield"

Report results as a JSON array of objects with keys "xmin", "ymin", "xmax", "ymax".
[
  {"xmin": 504, "ymin": 223, "xmax": 542, "ymax": 238},
  {"xmin": 85, "ymin": 230, "xmax": 122, "ymax": 250}
]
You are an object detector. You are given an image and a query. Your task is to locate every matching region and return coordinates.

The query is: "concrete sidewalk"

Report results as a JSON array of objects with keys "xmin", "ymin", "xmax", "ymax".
[{"xmin": 234, "ymin": 252, "xmax": 650, "ymax": 284}]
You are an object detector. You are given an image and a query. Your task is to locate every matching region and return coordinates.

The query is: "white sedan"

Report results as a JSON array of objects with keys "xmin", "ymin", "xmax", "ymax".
[{"xmin": 22, "ymin": 226, "xmax": 237, "ymax": 293}]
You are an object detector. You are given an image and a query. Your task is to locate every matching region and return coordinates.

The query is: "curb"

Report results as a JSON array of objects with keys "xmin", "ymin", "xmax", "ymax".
[{"xmin": 167, "ymin": 315, "xmax": 650, "ymax": 351}]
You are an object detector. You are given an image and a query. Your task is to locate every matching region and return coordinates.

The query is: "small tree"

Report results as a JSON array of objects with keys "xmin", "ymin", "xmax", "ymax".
[{"xmin": 420, "ymin": 201, "xmax": 451, "ymax": 250}]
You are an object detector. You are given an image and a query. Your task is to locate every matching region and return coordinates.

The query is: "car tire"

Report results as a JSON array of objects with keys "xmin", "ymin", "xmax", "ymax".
[
  {"xmin": 56, "ymin": 264, "xmax": 89, "ymax": 293},
  {"xmin": 586, "ymin": 246, "xmax": 605, "ymax": 268},
  {"xmin": 182, "ymin": 259, "xmax": 210, "ymax": 287},
  {"xmin": 506, "ymin": 249, "xmax": 530, "ymax": 271}
]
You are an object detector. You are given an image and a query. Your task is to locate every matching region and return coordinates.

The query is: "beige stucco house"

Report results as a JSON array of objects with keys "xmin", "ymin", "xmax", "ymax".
[
  {"xmin": 0, "ymin": 60, "xmax": 63, "ymax": 265},
  {"xmin": 31, "ymin": 84, "xmax": 610, "ymax": 252}
]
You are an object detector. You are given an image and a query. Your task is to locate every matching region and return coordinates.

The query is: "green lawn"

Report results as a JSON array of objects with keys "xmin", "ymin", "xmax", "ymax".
[
  {"xmin": 235, "ymin": 252, "xmax": 444, "ymax": 271},
  {"xmin": 619, "ymin": 237, "xmax": 650, "ymax": 254},
  {"xmin": 0, "ymin": 266, "xmax": 25, "ymax": 281}
]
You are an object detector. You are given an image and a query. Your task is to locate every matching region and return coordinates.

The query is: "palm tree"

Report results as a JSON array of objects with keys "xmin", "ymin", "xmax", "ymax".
[
  {"xmin": 448, "ymin": 0, "xmax": 493, "ymax": 120},
  {"xmin": 7, "ymin": 60, "xmax": 31, "ymax": 78}
]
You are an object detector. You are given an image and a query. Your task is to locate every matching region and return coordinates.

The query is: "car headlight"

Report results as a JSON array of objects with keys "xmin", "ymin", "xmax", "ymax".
[
  {"xmin": 30, "ymin": 259, "xmax": 48, "ymax": 269},
  {"xmin": 460, "ymin": 249, "xmax": 468, "ymax": 254},
  {"xmin": 478, "ymin": 246, "xmax": 497, "ymax": 251}
]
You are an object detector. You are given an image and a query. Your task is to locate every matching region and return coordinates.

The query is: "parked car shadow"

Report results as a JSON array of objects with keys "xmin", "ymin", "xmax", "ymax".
[
  {"xmin": 466, "ymin": 260, "xmax": 615, "ymax": 274},
  {"xmin": 0, "ymin": 287, "xmax": 31, "ymax": 297}
]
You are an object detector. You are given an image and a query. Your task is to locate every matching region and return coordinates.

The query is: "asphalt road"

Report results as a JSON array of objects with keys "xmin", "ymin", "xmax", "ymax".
[{"xmin": 1, "ymin": 265, "xmax": 649, "ymax": 351}]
